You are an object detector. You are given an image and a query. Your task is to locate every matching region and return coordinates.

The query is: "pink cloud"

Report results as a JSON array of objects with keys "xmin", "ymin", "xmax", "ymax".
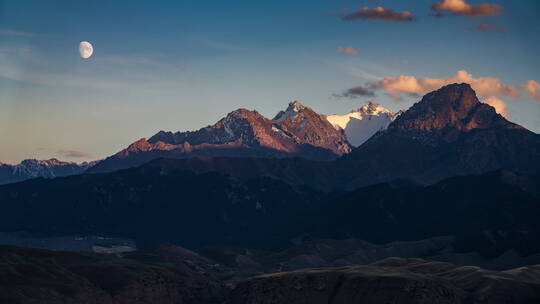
[
  {"xmin": 343, "ymin": 7, "xmax": 414, "ymax": 22},
  {"xmin": 432, "ymin": 0, "xmax": 503, "ymax": 17},
  {"xmin": 477, "ymin": 22, "xmax": 507, "ymax": 33},
  {"xmin": 57, "ymin": 150, "xmax": 93, "ymax": 159},
  {"xmin": 337, "ymin": 46, "xmax": 359, "ymax": 55},
  {"xmin": 478, "ymin": 22, "xmax": 492, "ymax": 32},
  {"xmin": 375, "ymin": 70, "xmax": 520, "ymax": 100},
  {"xmin": 482, "ymin": 96, "xmax": 509, "ymax": 118},
  {"xmin": 522, "ymin": 80, "xmax": 540, "ymax": 101}
]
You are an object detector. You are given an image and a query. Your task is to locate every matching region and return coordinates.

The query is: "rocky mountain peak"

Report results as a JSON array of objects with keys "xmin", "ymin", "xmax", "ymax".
[
  {"xmin": 356, "ymin": 101, "xmax": 392, "ymax": 116},
  {"xmin": 126, "ymin": 138, "xmax": 152, "ymax": 151},
  {"xmin": 288, "ymin": 100, "xmax": 306, "ymax": 112},
  {"xmin": 125, "ymin": 138, "xmax": 178, "ymax": 153},
  {"xmin": 19, "ymin": 158, "xmax": 72, "ymax": 167},
  {"xmin": 225, "ymin": 108, "xmax": 258, "ymax": 119},
  {"xmin": 390, "ymin": 83, "xmax": 519, "ymax": 133},
  {"xmin": 273, "ymin": 100, "xmax": 307, "ymax": 122}
]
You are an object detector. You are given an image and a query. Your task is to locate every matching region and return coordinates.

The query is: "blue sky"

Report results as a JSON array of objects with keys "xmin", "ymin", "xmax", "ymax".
[{"xmin": 1, "ymin": 0, "xmax": 539, "ymax": 163}]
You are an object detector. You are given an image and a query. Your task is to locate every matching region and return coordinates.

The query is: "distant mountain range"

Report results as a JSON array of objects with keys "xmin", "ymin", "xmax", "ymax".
[
  {"xmin": 0, "ymin": 101, "xmax": 397, "ymax": 184},
  {"xmin": 0, "ymin": 159, "xmax": 95, "ymax": 185}
]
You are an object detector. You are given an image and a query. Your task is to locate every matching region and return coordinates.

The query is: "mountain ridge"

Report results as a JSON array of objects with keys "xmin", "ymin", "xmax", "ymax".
[
  {"xmin": 0, "ymin": 158, "xmax": 95, "ymax": 185},
  {"xmin": 88, "ymin": 101, "xmax": 354, "ymax": 173}
]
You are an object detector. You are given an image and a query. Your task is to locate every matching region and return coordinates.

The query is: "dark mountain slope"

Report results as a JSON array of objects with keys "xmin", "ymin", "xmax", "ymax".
[
  {"xmin": 295, "ymin": 170, "xmax": 540, "ymax": 257},
  {"xmin": 0, "ymin": 245, "xmax": 225, "ymax": 304},
  {"xmin": 231, "ymin": 258, "xmax": 540, "ymax": 304},
  {"xmin": 144, "ymin": 157, "xmax": 342, "ymax": 191},
  {"xmin": 3, "ymin": 245, "xmax": 539, "ymax": 304},
  {"xmin": 0, "ymin": 161, "xmax": 326, "ymax": 248},
  {"xmin": 1, "ymin": 159, "xmax": 539, "ymax": 255}
]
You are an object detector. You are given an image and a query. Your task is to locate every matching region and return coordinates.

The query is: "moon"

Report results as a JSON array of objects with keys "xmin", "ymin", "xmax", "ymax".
[{"xmin": 79, "ymin": 41, "xmax": 93, "ymax": 59}]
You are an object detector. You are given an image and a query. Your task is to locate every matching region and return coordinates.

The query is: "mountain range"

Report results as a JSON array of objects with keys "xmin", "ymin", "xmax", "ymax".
[
  {"xmin": 0, "ymin": 159, "xmax": 95, "ymax": 185},
  {"xmin": 1, "ymin": 85, "xmax": 538, "ymax": 238},
  {"xmin": 87, "ymin": 101, "xmax": 361, "ymax": 173},
  {"xmin": 5, "ymin": 83, "xmax": 538, "ymax": 189},
  {"xmin": 1, "ymin": 83, "xmax": 540, "ymax": 303},
  {"xmin": 0, "ymin": 100, "xmax": 398, "ymax": 184},
  {"xmin": 90, "ymin": 83, "xmax": 540, "ymax": 189}
]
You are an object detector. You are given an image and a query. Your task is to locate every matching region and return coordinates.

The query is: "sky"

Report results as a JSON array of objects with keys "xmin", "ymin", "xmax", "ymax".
[{"xmin": 0, "ymin": 0, "xmax": 539, "ymax": 163}]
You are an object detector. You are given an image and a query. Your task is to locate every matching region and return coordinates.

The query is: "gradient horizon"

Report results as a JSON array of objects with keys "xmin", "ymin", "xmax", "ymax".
[{"xmin": 1, "ymin": 0, "xmax": 539, "ymax": 163}]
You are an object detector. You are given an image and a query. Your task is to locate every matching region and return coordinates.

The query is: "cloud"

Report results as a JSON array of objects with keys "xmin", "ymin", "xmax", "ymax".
[
  {"xmin": 343, "ymin": 7, "xmax": 414, "ymax": 22},
  {"xmin": 189, "ymin": 36, "xmax": 247, "ymax": 51},
  {"xmin": 338, "ymin": 65, "xmax": 382, "ymax": 81},
  {"xmin": 477, "ymin": 22, "xmax": 492, "ymax": 32},
  {"xmin": 341, "ymin": 70, "xmax": 523, "ymax": 122},
  {"xmin": 522, "ymin": 80, "xmax": 540, "ymax": 101},
  {"xmin": 337, "ymin": 47, "xmax": 359, "ymax": 55},
  {"xmin": 0, "ymin": 45, "xmax": 185, "ymax": 91},
  {"xmin": 371, "ymin": 70, "xmax": 520, "ymax": 100},
  {"xmin": 57, "ymin": 150, "xmax": 93, "ymax": 159},
  {"xmin": 432, "ymin": 0, "xmax": 503, "ymax": 17},
  {"xmin": 482, "ymin": 96, "xmax": 509, "ymax": 118},
  {"xmin": 477, "ymin": 22, "xmax": 507, "ymax": 33},
  {"xmin": 0, "ymin": 28, "xmax": 36, "ymax": 37},
  {"xmin": 385, "ymin": 91, "xmax": 403, "ymax": 100},
  {"xmin": 334, "ymin": 85, "xmax": 376, "ymax": 98}
]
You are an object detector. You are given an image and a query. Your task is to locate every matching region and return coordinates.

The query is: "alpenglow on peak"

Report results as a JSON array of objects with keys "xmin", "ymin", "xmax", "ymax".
[
  {"xmin": 273, "ymin": 100, "xmax": 307, "ymax": 122},
  {"xmin": 326, "ymin": 101, "xmax": 399, "ymax": 147}
]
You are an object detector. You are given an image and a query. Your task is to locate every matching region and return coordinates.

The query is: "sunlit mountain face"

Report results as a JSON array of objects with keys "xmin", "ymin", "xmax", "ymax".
[{"xmin": 1, "ymin": 1, "xmax": 540, "ymax": 303}]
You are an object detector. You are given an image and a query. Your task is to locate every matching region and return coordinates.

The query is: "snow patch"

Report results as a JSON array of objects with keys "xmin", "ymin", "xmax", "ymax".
[
  {"xmin": 272, "ymin": 125, "xmax": 291, "ymax": 138},
  {"xmin": 223, "ymin": 123, "xmax": 235, "ymax": 140},
  {"xmin": 326, "ymin": 102, "xmax": 399, "ymax": 147},
  {"xmin": 273, "ymin": 100, "xmax": 306, "ymax": 123}
]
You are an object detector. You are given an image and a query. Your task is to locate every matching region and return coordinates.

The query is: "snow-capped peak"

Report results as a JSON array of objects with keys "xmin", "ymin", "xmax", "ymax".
[
  {"xmin": 288, "ymin": 100, "xmax": 305, "ymax": 112},
  {"xmin": 0, "ymin": 158, "xmax": 96, "ymax": 184},
  {"xmin": 326, "ymin": 102, "xmax": 398, "ymax": 147},
  {"xmin": 356, "ymin": 101, "xmax": 393, "ymax": 116},
  {"xmin": 273, "ymin": 100, "xmax": 306, "ymax": 123}
]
